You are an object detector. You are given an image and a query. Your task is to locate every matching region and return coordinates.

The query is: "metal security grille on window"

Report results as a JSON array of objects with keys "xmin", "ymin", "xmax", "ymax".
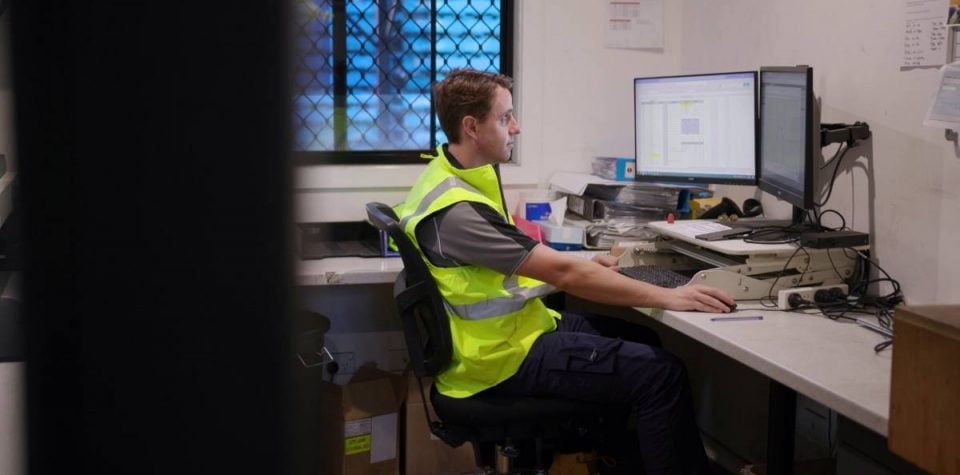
[{"xmin": 294, "ymin": 0, "xmax": 509, "ymax": 160}]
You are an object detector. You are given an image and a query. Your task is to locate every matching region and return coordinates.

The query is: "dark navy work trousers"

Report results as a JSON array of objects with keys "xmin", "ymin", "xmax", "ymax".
[{"xmin": 484, "ymin": 312, "xmax": 710, "ymax": 475}]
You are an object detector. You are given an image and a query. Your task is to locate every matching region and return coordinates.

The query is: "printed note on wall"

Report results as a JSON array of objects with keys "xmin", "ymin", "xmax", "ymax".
[
  {"xmin": 924, "ymin": 62, "xmax": 960, "ymax": 128},
  {"xmin": 604, "ymin": 0, "xmax": 664, "ymax": 50},
  {"xmin": 902, "ymin": 0, "xmax": 949, "ymax": 68}
]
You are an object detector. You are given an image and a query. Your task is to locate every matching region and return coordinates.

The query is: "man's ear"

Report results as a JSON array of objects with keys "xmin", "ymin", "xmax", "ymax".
[{"xmin": 461, "ymin": 116, "xmax": 478, "ymax": 141}]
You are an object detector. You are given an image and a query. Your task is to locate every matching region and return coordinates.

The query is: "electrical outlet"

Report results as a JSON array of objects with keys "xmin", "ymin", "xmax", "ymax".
[{"xmin": 777, "ymin": 284, "xmax": 848, "ymax": 310}]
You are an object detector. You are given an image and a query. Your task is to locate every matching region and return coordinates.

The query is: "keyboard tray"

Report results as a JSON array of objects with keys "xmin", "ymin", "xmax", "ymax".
[{"xmin": 619, "ymin": 265, "xmax": 690, "ymax": 288}]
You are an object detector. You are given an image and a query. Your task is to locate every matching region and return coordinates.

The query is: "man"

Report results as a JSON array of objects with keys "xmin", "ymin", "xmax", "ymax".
[{"xmin": 395, "ymin": 69, "xmax": 736, "ymax": 474}]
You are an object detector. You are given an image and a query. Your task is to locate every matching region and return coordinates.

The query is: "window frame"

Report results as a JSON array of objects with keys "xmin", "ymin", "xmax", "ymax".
[{"xmin": 293, "ymin": 0, "xmax": 515, "ymax": 166}]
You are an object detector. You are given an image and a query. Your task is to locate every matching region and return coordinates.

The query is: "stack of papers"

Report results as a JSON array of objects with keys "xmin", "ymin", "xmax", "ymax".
[
  {"xmin": 593, "ymin": 201, "xmax": 670, "ymax": 221},
  {"xmin": 585, "ymin": 220, "xmax": 660, "ymax": 249}
]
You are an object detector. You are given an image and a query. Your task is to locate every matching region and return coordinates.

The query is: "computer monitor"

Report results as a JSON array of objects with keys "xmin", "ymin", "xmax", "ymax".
[
  {"xmin": 633, "ymin": 71, "xmax": 758, "ymax": 185},
  {"xmin": 757, "ymin": 66, "xmax": 816, "ymax": 220}
]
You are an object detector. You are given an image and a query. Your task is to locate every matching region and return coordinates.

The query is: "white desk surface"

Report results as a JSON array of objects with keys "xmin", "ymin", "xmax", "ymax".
[
  {"xmin": 647, "ymin": 303, "xmax": 891, "ymax": 436},
  {"xmin": 297, "ymin": 256, "xmax": 405, "ymax": 286}
]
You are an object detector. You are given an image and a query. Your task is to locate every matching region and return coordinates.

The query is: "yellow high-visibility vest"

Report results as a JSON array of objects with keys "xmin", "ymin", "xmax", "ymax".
[{"xmin": 396, "ymin": 145, "xmax": 559, "ymax": 398}]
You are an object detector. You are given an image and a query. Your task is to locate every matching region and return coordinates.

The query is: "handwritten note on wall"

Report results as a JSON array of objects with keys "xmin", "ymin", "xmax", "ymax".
[{"xmin": 902, "ymin": 0, "xmax": 949, "ymax": 68}]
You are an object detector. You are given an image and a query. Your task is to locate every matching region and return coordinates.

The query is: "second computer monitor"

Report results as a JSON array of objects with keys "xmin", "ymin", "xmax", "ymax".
[
  {"xmin": 634, "ymin": 71, "xmax": 758, "ymax": 185},
  {"xmin": 757, "ymin": 66, "xmax": 815, "ymax": 211}
]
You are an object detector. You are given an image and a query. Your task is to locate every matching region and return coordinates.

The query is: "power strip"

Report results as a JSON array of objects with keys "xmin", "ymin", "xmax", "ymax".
[{"xmin": 777, "ymin": 284, "xmax": 849, "ymax": 310}]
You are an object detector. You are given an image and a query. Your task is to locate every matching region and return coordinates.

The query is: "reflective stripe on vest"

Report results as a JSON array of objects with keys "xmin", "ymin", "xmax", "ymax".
[
  {"xmin": 444, "ymin": 280, "xmax": 556, "ymax": 320},
  {"xmin": 399, "ymin": 176, "xmax": 483, "ymax": 230}
]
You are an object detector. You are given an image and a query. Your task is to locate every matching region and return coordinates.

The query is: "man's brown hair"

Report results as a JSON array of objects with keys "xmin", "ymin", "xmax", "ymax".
[{"xmin": 433, "ymin": 69, "xmax": 513, "ymax": 144}]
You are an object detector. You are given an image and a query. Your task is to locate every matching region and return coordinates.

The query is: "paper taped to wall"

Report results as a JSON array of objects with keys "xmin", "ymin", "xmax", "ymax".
[{"xmin": 924, "ymin": 62, "xmax": 960, "ymax": 128}]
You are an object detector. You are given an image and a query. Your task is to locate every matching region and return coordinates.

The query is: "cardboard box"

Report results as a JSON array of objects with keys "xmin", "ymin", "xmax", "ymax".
[
  {"xmin": 549, "ymin": 451, "xmax": 599, "ymax": 475},
  {"xmin": 404, "ymin": 374, "xmax": 477, "ymax": 475},
  {"xmin": 340, "ymin": 366, "xmax": 407, "ymax": 475}
]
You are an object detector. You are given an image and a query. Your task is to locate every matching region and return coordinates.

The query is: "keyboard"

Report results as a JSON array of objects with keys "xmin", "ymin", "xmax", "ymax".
[{"xmin": 619, "ymin": 265, "xmax": 690, "ymax": 288}]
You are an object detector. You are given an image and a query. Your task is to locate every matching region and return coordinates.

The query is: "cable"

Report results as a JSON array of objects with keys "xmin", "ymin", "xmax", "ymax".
[
  {"xmin": 824, "ymin": 249, "xmax": 902, "ymax": 351},
  {"xmin": 813, "ymin": 208, "xmax": 846, "ymax": 231},
  {"xmin": 814, "ymin": 143, "xmax": 851, "ymax": 207},
  {"xmin": 745, "ymin": 228, "xmax": 902, "ymax": 353},
  {"xmin": 742, "ymin": 221, "xmax": 814, "ymax": 245},
  {"xmin": 848, "ymin": 249, "xmax": 903, "ymax": 310},
  {"xmin": 766, "ymin": 245, "xmax": 903, "ymax": 352},
  {"xmin": 824, "ymin": 247, "xmax": 848, "ymax": 282},
  {"xmin": 819, "ymin": 142, "xmax": 847, "ymax": 170},
  {"xmin": 874, "ymin": 339, "xmax": 893, "ymax": 352},
  {"xmin": 742, "ymin": 233, "xmax": 800, "ymax": 245}
]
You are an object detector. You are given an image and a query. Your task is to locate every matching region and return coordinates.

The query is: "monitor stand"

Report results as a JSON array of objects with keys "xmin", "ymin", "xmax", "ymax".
[{"xmin": 638, "ymin": 220, "xmax": 862, "ymax": 300}]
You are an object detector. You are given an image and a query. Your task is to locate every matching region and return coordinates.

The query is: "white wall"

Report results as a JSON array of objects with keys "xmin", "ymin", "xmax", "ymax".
[
  {"xmin": 513, "ymin": 0, "xmax": 685, "ymax": 182},
  {"xmin": 681, "ymin": 0, "xmax": 960, "ymax": 304}
]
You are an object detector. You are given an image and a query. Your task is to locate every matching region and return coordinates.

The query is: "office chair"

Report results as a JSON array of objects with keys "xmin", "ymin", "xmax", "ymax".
[{"xmin": 365, "ymin": 202, "xmax": 624, "ymax": 474}]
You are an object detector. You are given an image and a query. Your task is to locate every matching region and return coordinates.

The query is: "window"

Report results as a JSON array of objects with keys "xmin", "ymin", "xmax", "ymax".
[{"xmin": 293, "ymin": 0, "xmax": 514, "ymax": 164}]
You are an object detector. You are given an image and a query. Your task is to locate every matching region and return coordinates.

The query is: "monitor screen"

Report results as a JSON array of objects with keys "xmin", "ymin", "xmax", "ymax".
[
  {"xmin": 633, "ymin": 71, "xmax": 757, "ymax": 185},
  {"xmin": 758, "ymin": 66, "xmax": 815, "ymax": 211}
]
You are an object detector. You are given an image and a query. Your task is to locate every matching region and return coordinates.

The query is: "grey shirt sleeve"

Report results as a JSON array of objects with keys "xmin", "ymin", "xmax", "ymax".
[{"xmin": 415, "ymin": 201, "xmax": 539, "ymax": 276}]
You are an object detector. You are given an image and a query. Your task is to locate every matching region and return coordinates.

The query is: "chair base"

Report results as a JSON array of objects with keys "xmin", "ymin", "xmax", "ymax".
[{"xmin": 426, "ymin": 384, "xmax": 628, "ymax": 472}]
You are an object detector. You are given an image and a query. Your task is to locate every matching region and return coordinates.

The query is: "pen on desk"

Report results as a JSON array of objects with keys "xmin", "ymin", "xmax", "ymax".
[{"xmin": 710, "ymin": 315, "xmax": 763, "ymax": 322}]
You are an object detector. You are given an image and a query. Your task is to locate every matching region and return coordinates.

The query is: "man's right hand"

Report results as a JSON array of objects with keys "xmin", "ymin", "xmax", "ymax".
[
  {"xmin": 518, "ymin": 244, "xmax": 737, "ymax": 312},
  {"xmin": 662, "ymin": 284, "xmax": 736, "ymax": 313}
]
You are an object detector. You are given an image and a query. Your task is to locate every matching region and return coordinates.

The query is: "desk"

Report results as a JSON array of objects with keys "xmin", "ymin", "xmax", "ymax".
[
  {"xmin": 298, "ymin": 257, "xmax": 405, "ymax": 286},
  {"xmin": 647, "ymin": 304, "xmax": 891, "ymax": 436},
  {"xmin": 298, "ymin": 259, "xmax": 891, "ymax": 429},
  {"xmin": 298, "ymin": 257, "xmax": 893, "ymax": 471}
]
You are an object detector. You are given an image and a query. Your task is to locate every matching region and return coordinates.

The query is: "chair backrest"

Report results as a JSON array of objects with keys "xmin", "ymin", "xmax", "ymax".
[{"xmin": 365, "ymin": 202, "xmax": 453, "ymax": 378}]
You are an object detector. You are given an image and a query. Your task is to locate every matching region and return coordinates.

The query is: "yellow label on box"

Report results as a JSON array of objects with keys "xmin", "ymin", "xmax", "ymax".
[{"xmin": 344, "ymin": 434, "xmax": 371, "ymax": 455}]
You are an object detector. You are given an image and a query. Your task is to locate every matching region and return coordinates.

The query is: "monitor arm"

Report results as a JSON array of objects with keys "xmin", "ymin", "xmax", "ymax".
[{"xmin": 820, "ymin": 121, "xmax": 870, "ymax": 147}]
